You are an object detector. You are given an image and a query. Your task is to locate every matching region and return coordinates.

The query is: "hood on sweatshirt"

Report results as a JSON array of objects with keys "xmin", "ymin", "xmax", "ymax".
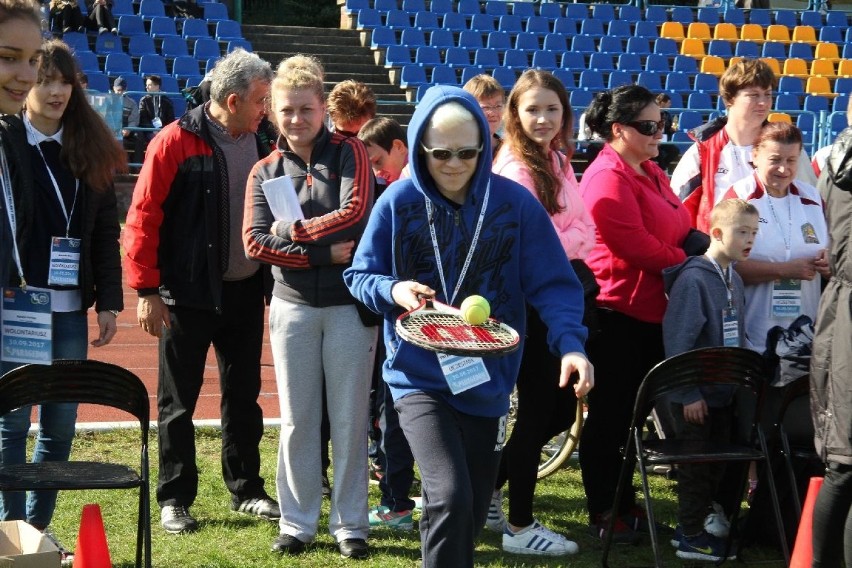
[
  {"xmin": 825, "ymin": 127, "xmax": 852, "ymax": 192},
  {"xmin": 406, "ymin": 85, "xmax": 493, "ymax": 207},
  {"xmin": 662, "ymin": 255, "xmax": 719, "ymax": 296}
]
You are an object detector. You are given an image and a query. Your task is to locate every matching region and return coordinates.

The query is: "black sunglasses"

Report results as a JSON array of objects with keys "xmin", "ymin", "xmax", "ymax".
[
  {"xmin": 624, "ymin": 119, "xmax": 666, "ymax": 136},
  {"xmin": 420, "ymin": 144, "xmax": 483, "ymax": 161}
]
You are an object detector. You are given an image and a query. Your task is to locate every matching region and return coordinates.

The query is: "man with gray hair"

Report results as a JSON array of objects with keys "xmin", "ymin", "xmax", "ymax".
[{"xmin": 124, "ymin": 48, "xmax": 279, "ymax": 534}]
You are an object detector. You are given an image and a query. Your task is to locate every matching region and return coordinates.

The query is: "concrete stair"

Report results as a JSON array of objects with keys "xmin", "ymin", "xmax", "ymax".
[{"xmin": 243, "ymin": 24, "xmax": 416, "ymax": 126}]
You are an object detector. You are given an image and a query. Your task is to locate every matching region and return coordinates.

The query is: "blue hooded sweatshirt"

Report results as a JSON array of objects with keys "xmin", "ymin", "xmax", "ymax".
[{"xmin": 343, "ymin": 85, "xmax": 587, "ymax": 417}]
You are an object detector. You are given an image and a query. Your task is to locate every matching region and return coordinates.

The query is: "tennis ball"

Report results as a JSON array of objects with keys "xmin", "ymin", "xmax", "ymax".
[{"xmin": 461, "ymin": 295, "xmax": 490, "ymax": 325}]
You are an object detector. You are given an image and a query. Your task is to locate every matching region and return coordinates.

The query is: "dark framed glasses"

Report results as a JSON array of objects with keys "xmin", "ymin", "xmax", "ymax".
[
  {"xmin": 420, "ymin": 143, "xmax": 483, "ymax": 161},
  {"xmin": 623, "ymin": 119, "xmax": 666, "ymax": 136}
]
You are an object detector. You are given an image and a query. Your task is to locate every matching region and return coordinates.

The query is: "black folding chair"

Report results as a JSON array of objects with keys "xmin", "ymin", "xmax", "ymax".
[
  {"xmin": 601, "ymin": 347, "xmax": 788, "ymax": 567},
  {"xmin": 0, "ymin": 360, "xmax": 151, "ymax": 568},
  {"xmin": 774, "ymin": 375, "xmax": 820, "ymax": 518}
]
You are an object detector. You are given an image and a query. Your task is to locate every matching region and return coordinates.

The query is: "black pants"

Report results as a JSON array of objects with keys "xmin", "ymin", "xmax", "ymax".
[
  {"xmin": 85, "ymin": 3, "xmax": 115, "ymax": 30},
  {"xmin": 813, "ymin": 462, "xmax": 852, "ymax": 568},
  {"xmin": 495, "ymin": 309, "xmax": 577, "ymax": 527},
  {"xmin": 579, "ymin": 309, "xmax": 665, "ymax": 521},
  {"xmin": 376, "ymin": 347, "xmax": 416, "ymax": 511},
  {"xmin": 156, "ymin": 273, "xmax": 267, "ymax": 507}
]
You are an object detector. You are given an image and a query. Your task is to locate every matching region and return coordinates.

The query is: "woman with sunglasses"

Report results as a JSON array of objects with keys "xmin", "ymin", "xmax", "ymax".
[
  {"xmin": 578, "ymin": 85, "xmax": 695, "ymax": 544},
  {"xmin": 485, "ymin": 69, "xmax": 594, "ymax": 556},
  {"xmin": 671, "ymin": 59, "xmax": 816, "ymax": 232}
]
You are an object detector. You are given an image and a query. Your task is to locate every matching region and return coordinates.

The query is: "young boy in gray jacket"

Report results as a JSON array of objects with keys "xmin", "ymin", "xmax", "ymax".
[{"xmin": 662, "ymin": 198, "xmax": 759, "ymax": 562}]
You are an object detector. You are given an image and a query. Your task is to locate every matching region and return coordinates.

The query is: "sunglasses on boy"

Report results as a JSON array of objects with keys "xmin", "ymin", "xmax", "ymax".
[
  {"xmin": 420, "ymin": 144, "xmax": 483, "ymax": 161},
  {"xmin": 623, "ymin": 119, "xmax": 666, "ymax": 137}
]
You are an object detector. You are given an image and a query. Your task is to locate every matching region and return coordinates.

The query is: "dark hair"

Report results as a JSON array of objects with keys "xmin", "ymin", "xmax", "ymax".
[
  {"xmin": 145, "ymin": 74, "xmax": 162, "ymax": 87},
  {"xmin": 503, "ymin": 69, "xmax": 573, "ymax": 215},
  {"xmin": 584, "ymin": 85, "xmax": 657, "ymax": 143},
  {"xmin": 31, "ymin": 40, "xmax": 128, "ymax": 190},
  {"xmin": 357, "ymin": 116, "xmax": 406, "ymax": 153},
  {"xmin": 0, "ymin": 0, "xmax": 41, "ymax": 27},
  {"xmin": 754, "ymin": 121, "xmax": 803, "ymax": 151}
]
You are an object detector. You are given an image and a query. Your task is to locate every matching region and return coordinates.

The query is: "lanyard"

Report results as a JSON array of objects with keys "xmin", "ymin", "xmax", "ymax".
[
  {"xmin": 424, "ymin": 183, "xmax": 490, "ymax": 307},
  {"xmin": 765, "ymin": 188, "xmax": 793, "ymax": 260},
  {"xmin": 704, "ymin": 253, "xmax": 733, "ymax": 307},
  {"xmin": 0, "ymin": 139, "xmax": 25, "ymax": 288},
  {"xmin": 153, "ymin": 95, "xmax": 160, "ymax": 118},
  {"xmin": 24, "ymin": 115, "xmax": 79, "ymax": 238}
]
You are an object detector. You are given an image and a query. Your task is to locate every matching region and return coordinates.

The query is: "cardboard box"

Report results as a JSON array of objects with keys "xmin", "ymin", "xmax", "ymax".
[{"xmin": 0, "ymin": 521, "xmax": 60, "ymax": 568}]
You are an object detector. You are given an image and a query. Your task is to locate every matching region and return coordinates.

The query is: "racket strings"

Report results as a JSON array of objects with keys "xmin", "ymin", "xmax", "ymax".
[{"xmin": 403, "ymin": 312, "xmax": 514, "ymax": 349}]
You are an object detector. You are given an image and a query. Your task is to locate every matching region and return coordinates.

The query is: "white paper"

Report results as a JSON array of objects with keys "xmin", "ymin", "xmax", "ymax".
[{"xmin": 261, "ymin": 175, "xmax": 304, "ymax": 222}]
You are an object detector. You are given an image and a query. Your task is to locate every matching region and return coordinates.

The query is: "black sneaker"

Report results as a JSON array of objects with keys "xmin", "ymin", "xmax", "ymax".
[
  {"xmin": 339, "ymin": 538, "xmax": 369, "ymax": 559},
  {"xmin": 271, "ymin": 533, "xmax": 307, "ymax": 555},
  {"xmin": 161, "ymin": 505, "xmax": 199, "ymax": 534},
  {"xmin": 322, "ymin": 474, "xmax": 331, "ymax": 498},
  {"xmin": 232, "ymin": 496, "xmax": 280, "ymax": 520}
]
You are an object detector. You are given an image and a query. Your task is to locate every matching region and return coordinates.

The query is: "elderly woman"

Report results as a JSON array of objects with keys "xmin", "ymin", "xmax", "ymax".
[
  {"xmin": 578, "ymin": 85, "xmax": 695, "ymax": 544},
  {"xmin": 671, "ymin": 59, "xmax": 817, "ymax": 232}
]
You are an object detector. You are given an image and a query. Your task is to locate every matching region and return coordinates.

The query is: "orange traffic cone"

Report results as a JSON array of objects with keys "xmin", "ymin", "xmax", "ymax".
[
  {"xmin": 73, "ymin": 504, "xmax": 112, "ymax": 568},
  {"xmin": 790, "ymin": 476, "xmax": 825, "ymax": 568}
]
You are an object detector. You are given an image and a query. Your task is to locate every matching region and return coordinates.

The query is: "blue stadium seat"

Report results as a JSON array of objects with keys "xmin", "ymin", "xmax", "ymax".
[
  {"xmin": 618, "ymin": 5, "xmax": 641, "ymax": 21},
  {"xmin": 400, "ymin": 64, "xmax": 428, "ymax": 88},
  {"xmin": 414, "ymin": 11, "xmax": 439, "ymax": 30},
  {"xmin": 118, "ymin": 74, "xmax": 145, "ymax": 100},
  {"xmin": 429, "ymin": 29, "xmax": 453, "ymax": 47},
  {"xmin": 589, "ymin": 53, "xmax": 614, "ymax": 71},
  {"xmin": 598, "ymin": 36, "xmax": 623, "ymax": 55},
  {"xmin": 843, "ymin": 44, "xmax": 852, "ymax": 60},
  {"xmin": 456, "ymin": 30, "xmax": 482, "ymax": 49},
  {"xmin": 374, "ymin": 0, "xmax": 397, "ymax": 12},
  {"xmin": 608, "ymin": 20, "xmax": 631, "ymax": 38},
  {"xmin": 553, "ymin": 68, "xmax": 576, "ymax": 90},
  {"xmin": 150, "ymin": 16, "xmax": 179, "ymax": 38},
  {"xmin": 402, "ymin": 0, "xmax": 425, "ymax": 13},
  {"xmin": 183, "ymin": 75, "xmax": 204, "ymax": 88},
  {"xmin": 514, "ymin": 32, "xmax": 539, "ymax": 51},
  {"xmin": 429, "ymin": 0, "xmax": 451, "ymax": 13},
  {"xmin": 510, "ymin": 1, "xmax": 533, "ymax": 18},
  {"xmin": 182, "ymin": 19, "xmax": 211, "ymax": 39},
  {"xmin": 160, "ymin": 75, "xmax": 179, "ymax": 93},
  {"xmin": 570, "ymin": 36, "xmax": 596, "ymax": 53},
  {"xmin": 579, "ymin": 70, "xmax": 605, "ymax": 91},
  {"xmin": 803, "ymin": 95, "xmax": 829, "ymax": 114},
  {"xmin": 672, "ymin": 54, "xmax": 698, "ymax": 74},
  {"xmin": 608, "ymin": 70, "xmax": 632, "ymax": 88},
  {"xmin": 688, "ymin": 92, "xmax": 714, "ymax": 110},
  {"xmin": 569, "ymin": 88, "xmax": 593, "ymax": 109},
  {"xmin": 775, "ymin": 93, "xmax": 801, "ymax": 111},
  {"xmin": 723, "ymin": 8, "xmax": 745, "ymax": 25},
  {"xmin": 778, "ymin": 76, "xmax": 805, "ymax": 95},
  {"xmin": 203, "ymin": 2, "xmax": 229, "ymax": 21},
  {"xmin": 459, "ymin": 65, "xmax": 484, "ymax": 85},
  {"xmin": 799, "ymin": 10, "xmax": 822, "ymax": 29},
  {"xmin": 357, "ymin": 8, "xmax": 381, "ymax": 30},
  {"xmin": 172, "ymin": 56, "xmax": 201, "ymax": 80},
  {"xmin": 542, "ymin": 33, "xmax": 567, "ymax": 52},
  {"xmin": 653, "ymin": 38, "xmax": 678, "ymax": 57},
  {"xmin": 469, "ymin": 13, "xmax": 495, "ymax": 32},
  {"xmin": 666, "ymin": 72, "xmax": 691, "ymax": 93},
  {"xmin": 486, "ymin": 31, "xmax": 510, "ymax": 50},
  {"xmin": 138, "ymin": 0, "xmax": 165, "ymax": 19},
  {"xmin": 591, "ymin": 4, "xmax": 615, "ymax": 21},
  {"xmin": 95, "ymin": 33, "xmax": 123, "ymax": 55},
  {"xmin": 707, "ymin": 40, "xmax": 733, "ymax": 58},
  {"xmin": 579, "ymin": 18, "xmax": 604, "ymax": 37},
  {"xmin": 473, "ymin": 47, "xmax": 499, "ymax": 67},
  {"xmin": 492, "ymin": 67, "xmax": 516, "ymax": 89},
  {"xmin": 531, "ymin": 50, "xmax": 557, "ymax": 70},
  {"xmin": 457, "ymin": 0, "xmax": 480, "ymax": 16},
  {"xmin": 561, "ymin": 52, "xmax": 585, "ymax": 71},
  {"xmin": 834, "ymin": 95, "xmax": 849, "ymax": 112},
  {"xmin": 644, "ymin": 6, "xmax": 667, "ymax": 23},
  {"xmin": 75, "ymin": 51, "xmax": 99, "ymax": 73},
  {"xmin": 617, "ymin": 53, "xmax": 642, "ymax": 73},
  {"xmin": 773, "ymin": 9, "xmax": 797, "ymax": 27},
  {"xmin": 384, "ymin": 45, "xmax": 411, "ymax": 67},
  {"xmin": 63, "ymin": 32, "xmax": 90, "ymax": 54},
  {"xmin": 226, "ymin": 39, "xmax": 252, "ymax": 53},
  {"xmin": 552, "ymin": 18, "xmax": 576, "ymax": 35},
  {"xmin": 215, "ymin": 20, "xmax": 243, "ymax": 40},
  {"xmin": 797, "ymin": 113, "xmax": 815, "ymax": 144},
  {"xmin": 825, "ymin": 10, "xmax": 846, "ymax": 27},
  {"xmin": 637, "ymin": 71, "xmax": 663, "ymax": 91},
  {"xmin": 386, "ymin": 9, "xmax": 411, "ymax": 29},
  {"xmin": 497, "ymin": 14, "xmax": 522, "ymax": 33},
  {"xmin": 735, "ymin": 40, "xmax": 760, "ymax": 58},
  {"xmin": 161, "ymin": 36, "xmax": 190, "ymax": 58},
  {"xmin": 670, "ymin": 6, "xmax": 694, "ymax": 25},
  {"xmin": 834, "ymin": 77, "xmax": 852, "ymax": 95},
  {"xmin": 678, "ymin": 110, "xmax": 704, "ymax": 131},
  {"xmin": 564, "ymin": 4, "xmax": 588, "ymax": 20},
  {"xmin": 342, "ymin": 0, "xmax": 368, "ymax": 16},
  {"xmin": 819, "ymin": 26, "xmax": 843, "ymax": 44},
  {"xmin": 626, "ymin": 37, "xmax": 651, "ymax": 55},
  {"xmin": 633, "ymin": 21, "xmax": 658, "ymax": 39},
  {"xmin": 484, "ymin": 0, "xmax": 507, "ymax": 16},
  {"xmin": 111, "ymin": 0, "xmax": 134, "ymax": 17},
  {"xmin": 431, "ymin": 65, "xmax": 457, "ymax": 85},
  {"xmin": 539, "ymin": 2, "xmax": 562, "ymax": 20},
  {"xmin": 444, "ymin": 47, "xmax": 470, "ymax": 67},
  {"xmin": 645, "ymin": 53, "xmax": 670, "ymax": 74},
  {"xmin": 748, "ymin": 9, "xmax": 771, "ymax": 26},
  {"xmin": 830, "ymin": 112, "xmax": 847, "ymax": 137},
  {"xmin": 139, "ymin": 54, "xmax": 168, "ymax": 76},
  {"xmin": 525, "ymin": 16, "xmax": 550, "ymax": 35},
  {"xmin": 789, "ymin": 42, "xmax": 813, "ymax": 61},
  {"xmin": 697, "ymin": 7, "xmax": 719, "ymax": 24},
  {"xmin": 762, "ymin": 41, "xmax": 786, "ymax": 59},
  {"xmin": 193, "ymin": 38, "xmax": 220, "ymax": 60},
  {"xmin": 86, "ymin": 72, "xmax": 110, "ymax": 92},
  {"xmin": 401, "ymin": 28, "xmax": 427, "ymax": 47},
  {"xmin": 502, "ymin": 49, "xmax": 528, "ymax": 69},
  {"xmin": 118, "ymin": 15, "xmax": 146, "ymax": 36}
]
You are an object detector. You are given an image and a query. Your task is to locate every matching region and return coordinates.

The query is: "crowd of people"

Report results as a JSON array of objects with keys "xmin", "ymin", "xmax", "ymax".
[{"xmin": 0, "ymin": 1, "xmax": 850, "ymax": 566}]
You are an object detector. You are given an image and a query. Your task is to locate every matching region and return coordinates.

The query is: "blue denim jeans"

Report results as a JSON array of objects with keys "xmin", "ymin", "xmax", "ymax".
[{"xmin": 0, "ymin": 310, "xmax": 88, "ymax": 527}]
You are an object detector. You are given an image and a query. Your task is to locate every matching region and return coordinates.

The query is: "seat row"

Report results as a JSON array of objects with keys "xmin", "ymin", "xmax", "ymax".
[
  {"xmin": 111, "ymin": 0, "xmax": 230, "ymax": 22},
  {"xmin": 114, "ymin": 14, "xmax": 243, "ymax": 41}
]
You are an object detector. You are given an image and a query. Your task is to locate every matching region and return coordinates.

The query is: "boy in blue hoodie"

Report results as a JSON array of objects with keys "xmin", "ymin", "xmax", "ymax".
[
  {"xmin": 343, "ymin": 86, "xmax": 593, "ymax": 567},
  {"xmin": 662, "ymin": 198, "xmax": 759, "ymax": 562}
]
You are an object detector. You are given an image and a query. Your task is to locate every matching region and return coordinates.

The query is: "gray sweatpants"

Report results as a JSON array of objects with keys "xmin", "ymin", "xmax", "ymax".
[{"xmin": 269, "ymin": 298, "xmax": 377, "ymax": 542}]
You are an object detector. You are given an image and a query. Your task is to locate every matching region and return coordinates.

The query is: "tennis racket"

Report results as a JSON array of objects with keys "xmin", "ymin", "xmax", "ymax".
[{"xmin": 395, "ymin": 298, "xmax": 520, "ymax": 356}]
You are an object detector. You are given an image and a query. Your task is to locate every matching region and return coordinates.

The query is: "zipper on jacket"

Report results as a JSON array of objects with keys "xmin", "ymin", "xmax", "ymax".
[{"xmin": 454, "ymin": 210, "xmax": 460, "ymax": 226}]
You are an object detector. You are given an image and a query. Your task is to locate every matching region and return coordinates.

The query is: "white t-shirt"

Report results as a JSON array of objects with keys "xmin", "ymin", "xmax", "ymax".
[{"xmin": 726, "ymin": 175, "xmax": 828, "ymax": 353}]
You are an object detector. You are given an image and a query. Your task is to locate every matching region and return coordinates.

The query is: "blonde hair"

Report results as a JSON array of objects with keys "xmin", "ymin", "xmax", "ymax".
[
  {"xmin": 327, "ymin": 79, "xmax": 375, "ymax": 126},
  {"xmin": 711, "ymin": 198, "xmax": 759, "ymax": 229},
  {"xmin": 463, "ymin": 74, "xmax": 504, "ymax": 101},
  {"xmin": 428, "ymin": 101, "xmax": 477, "ymax": 133},
  {"xmin": 273, "ymin": 54, "xmax": 325, "ymax": 102}
]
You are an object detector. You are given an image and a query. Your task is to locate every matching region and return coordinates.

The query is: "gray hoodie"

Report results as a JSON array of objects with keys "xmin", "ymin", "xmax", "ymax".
[{"xmin": 662, "ymin": 255, "xmax": 745, "ymax": 406}]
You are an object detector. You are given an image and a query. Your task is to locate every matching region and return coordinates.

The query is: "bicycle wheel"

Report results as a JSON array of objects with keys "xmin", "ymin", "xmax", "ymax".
[{"xmin": 537, "ymin": 401, "xmax": 584, "ymax": 479}]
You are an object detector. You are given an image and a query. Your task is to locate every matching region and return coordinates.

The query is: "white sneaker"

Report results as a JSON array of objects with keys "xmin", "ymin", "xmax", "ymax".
[
  {"xmin": 704, "ymin": 502, "xmax": 731, "ymax": 538},
  {"xmin": 502, "ymin": 520, "xmax": 579, "ymax": 556},
  {"xmin": 485, "ymin": 490, "xmax": 505, "ymax": 533}
]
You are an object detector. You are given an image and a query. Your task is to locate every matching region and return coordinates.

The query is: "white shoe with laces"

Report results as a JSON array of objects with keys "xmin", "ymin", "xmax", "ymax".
[
  {"xmin": 704, "ymin": 502, "xmax": 731, "ymax": 538},
  {"xmin": 485, "ymin": 490, "xmax": 505, "ymax": 533},
  {"xmin": 502, "ymin": 520, "xmax": 579, "ymax": 556}
]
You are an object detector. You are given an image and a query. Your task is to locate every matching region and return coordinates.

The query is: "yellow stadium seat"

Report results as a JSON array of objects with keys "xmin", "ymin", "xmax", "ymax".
[
  {"xmin": 687, "ymin": 22, "xmax": 712, "ymax": 41},
  {"xmin": 760, "ymin": 57, "xmax": 781, "ymax": 75},
  {"xmin": 701, "ymin": 55, "xmax": 726, "ymax": 76},
  {"xmin": 782, "ymin": 58, "xmax": 809, "ymax": 78},
  {"xmin": 740, "ymin": 23, "xmax": 765, "ymax": 44},
  {"xmin": 815, "ymin": 42, "xmax": 841, "ymax": 62},
  {"xmin": 837, "ymin": 59, "xmax": 852, "ymax": 77},
  {"xmin": 792, "ymin": 25, "xmax": 818, "ymax": 45},
  {"xmin": 811, "ymin": 59, "xmax": 837, "ymax": 78},
  {"xmin": 681, "ymin": 38, "xmax": 706, "ymax": 57},
  {"xmin": 661, "ymin": 21, "xmax": 685, "ymax": 41},
  {"xmin": 766, "ymin": 24, "xmax": 791, "ymax": 44},
  {"xmin": 729, "ymin": 56, "xmax": 743, "ymax": 68},
  {"xmin": 806, "ymin": 76, "xmax": 836, "ymax": 97},
  {"xmin": 768, "ymin": 112, "xmax": 792, "ymax": 123},
  {"xmin": 713, "ymin": 22, "xmax": 738, "ymax": 41}
]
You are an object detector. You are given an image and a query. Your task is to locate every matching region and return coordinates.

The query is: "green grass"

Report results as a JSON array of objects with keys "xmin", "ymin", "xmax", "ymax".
[{"xmin": 44, "ymin": 427, "xmax": 784, "ymax": 567}]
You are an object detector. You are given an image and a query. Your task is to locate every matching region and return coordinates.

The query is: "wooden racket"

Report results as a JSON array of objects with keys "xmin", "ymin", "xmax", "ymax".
[{"xmin": 395, "ymin": 298, "xmax": 520, "ymax": 356}]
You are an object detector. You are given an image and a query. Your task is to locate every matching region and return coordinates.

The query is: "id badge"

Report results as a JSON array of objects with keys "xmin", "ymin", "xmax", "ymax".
[
  {"xmin": 722, "ymin": 306, "xmax": 739, "ymax": 347},
  {"xmin": 152, "ymin": 117, "xmax": 163, "ymax": 129},
  {"xmin": 771, "ymin": 278, "xmax": 802, "ymax": 318},
  {"xmin": 437, "ymin": 352, "xmax": 491, "ymax": 394},
  {"xmin": 48, "ymin": 236, "xmax": 81, "ymax": 286},
  {"xmin": 1, "ymin": 287, "xmax": 52, "ymax": 364}
]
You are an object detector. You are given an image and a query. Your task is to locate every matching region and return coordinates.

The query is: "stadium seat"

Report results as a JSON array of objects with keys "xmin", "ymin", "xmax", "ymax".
[
  {"xmin": 444, "ymin": 47, "xmax": 470, "ymax": 67},
  {"xmin": 617, "ymin": 53, "xmax": 642, "ymax": 73},
  {"xmin": 660, "ymin": 21, "xmax": 685, "ymax": 41},
  {"xmin": 843, "ymin": 45, "xmax": 852, "ymax": 60},
  {"xmin": 385, "ymin": 10, "xmax": 411, "ymax": 29},
  {"xmin": 749, "ymin": 9, "xmax": 772, "ymax": 26},
  {"xmin": 172, "ymin": 56, "xmax": 201, "ymax": 80},
  {"xmin": 608, "ymin": 20, "xmax": 631, "ymax": 38},
  {"xmin": 835, "ymin": 78, "xmax": 852, "ymax": 96},
  {"xmin": 834, "ymin": 95, "xmax": 849, "ymax": 111},
  {"xmin": 502, "ymin": 49, "xmax": 528, "ymax": 69},
  {"xmin": 670, "ymin": 6, "xmax": 694, "ymax": 25},
  {"xmin": 182, "ymin": 19, "xmax": 211, "ymax": 40},
  {"xmin": 645, "ymin": 53, "xmax": 671, "ymax": 74},
  {"xmin": 118, "ymin": 15, "xmax": 146, "ymax": 37},
  {"xmin": 654, "ymin": 38, "xmax": 678, "ymax": 57},
  {"xmin": 815, "ymin": 42, "xmax": 841, "ymax": 62},
  {"xmin": 792, "ymin": 25, "xmax": 817, "ymax": 45},
  {"xmin": 402, "ymin": 0, "xmax": 425, "ymax": 13},
  {"xmin": 193, "ymin": 38, "xmax": 220, "ymax": 60},
  {"xmin": 553, "ymin": 68, "xmax": 576, "ymax": 90},
  {"xmin": 158, "ymin": 75, "xmax": 178, "ymax": 94},
  {"xmin": 568, "ymin": 88, "xmax": 593, "ymax": 109},
  {"xmin": 799, "ymin": 10, "xmax": 823, "ymax": 29},
  {"xmin": 429, "ymin": 29, "xmax": 453, "ymax": 48},
  {"xmin": 608, "ymin": 70, "xmax": 632, "ymax": 88},
  {"xmin": 414, "ymin": 11, "xmax": 439, "ymax": 31},
  {"xmin": 764, "ymin": 24, "xmax": 791, "ymax": 43},
  {"xmin": 150, "ymin": 16, "xmax": 179, "ymax": 38},
  {"xmin": 75, "ymin": 50, "xmax": 99, "ymax": 73},
  {"xmin": 486, "ymin": 31, "xmax": 510, "ymax": 50},
  {"xmin": 679, "ymin": 110, "xmax": 704, "ymax": 131},
  {"xmin": 400, "ymin": 64, "xmax": 427, "ymax": 89},
  {"xmin": 803, "ymin": 95, "xmax": 829, "ymax": 113},
  {"xmin": 564, "ymin": 4, "xmax": 588, "ymax": 20},
  {"xmin": 806, "ymin": 76, "xmax": 833, "ymax": 97},
  {"xmin": 525, "ymin": 16, "xmax": 550, "ymax": 35},
  {"xmin": 734, "ymin": 40, "xmax": 759, "ymax": 58},
  {"xmin": 739, "ymin": 24, "xmax": 765, "ymax": 44},
  {"xmin": 473, "ymin": 47, "xmax": 499, "ymax": 67},
  {"xmin": 775, "ymin": 93, "xmax": 801, "ymax": 111},
  {"xmin": 768, "ymin": 112, "xmax": 792, "ymax": 123},
  {"xmin": 514, "ymin": 32, "xmax": 539, "ymax": 51},
  {"xmin": 63, "ymin": 32, "xmax": 90, "ymax": 54},
  {"xmin": 215, "ymin": 20, "xmax": 243, "ymax": 41},
  {"xmin": 415, "ymin": 46, "xmax": 441, "ymax": 66},
  {"xmin": 797, "ymin": 113, "xmax": 815, "ymax": 141},
  {"xmin": 811, "ymin": 59, "xmax": 837, "ymax": 78},
  {"xmin": 561, "ymin": 52, "xmax": 585, "ymax": 71},
  {"xmin": 161, "ymin": 36, "xmax": 190, "ymax": 59},
  {"xmin": 637, "ymin": 71, "xmax": 663, "ymax": 92},
  {"xmin": 570, "ymin": 36, "xmax": 596, "ymax": 54},
  {"xmin": 183, "ymin": 75, "xmax": 203, "ymax": 88},
  {"xmin": 552, "ymin": 18, "xmax": 576, "ymax": 35},
  {"xmin": 539, "ymin": 2, "xmax": 562, "ymax": 20},
  {"xmin": 453, "ymin": 28, "xmax": 481, "ymax": 48},
  {"xmin": 697, "ymin": 7, "xmax": 719, "ymax": 24},
  {"xmin": 688, "ymin": 92, "xmax": 714, "ymax": 110},
  {"xmin": 85, "ymin": 72, "xmax": 110, "ymax": 92},
  {"xmin": 139, "ymin": 54, "xmax": 168, "ymax": 76},
  {"xmin": 713, "ymin": 22, "xmax": 737, "ymax": 41},
  {"xmin": 618, "ymin": 5, "xmax": 641, "ymax": 22},
  {"xmin": 591, "ymin": 4, "xmax": 615, "ymax": 21},
  {"xmin": 442, "ymin": 12, "xmax": 467, "ymax": 31},
  {"xmin": 138, "ymin": 0, "xmax": 166, "ymax": 19},
  {"xmin": 428, "ymin": 0, "xmax": 451, "ymax": 13},
  {"xmin": 773, "ymin": 9, "xmax": 797, "ymax": 27},
  {"xmin": 95, "ymin": 33, "xmax": 123, "ymax": 55},
  {"xmin": 701, "ymin": 56, "xmax": 726, "ymax": 76},
  {"xmin": 783, "ymin": 58, "xmax": 809, "ymax": 78},
  {"xmin": 104, "ymin": 52, "xmax": 133, "ymax": 76},
  {"xmin": 579, "ymin": 18, "xmax": 604, "ymax": 37},
  {"xmin": 778, "ymin": 76, "xmax": 805, "ymax": 95},
  {"xmin": 203, "ymin": 2, "xmax": 229, "ymax": 21},
  {"xmin": 760, "ymin": 56, "xmax": 781, "ymax": 75},
  {"xmin": 589, "ymin": 53, "xmax": 614, "ymax": 71},
  {"xmin": 819, "ymin": 26, "xmax": 844, "ymax": 44},
  {"xmin": 626, "ymin": 37, "xmax": 652, "ymax": 56},
  {"xmin": 457, "ymin": 0, "xmax": 480, "ymax": 16},
  {"xmin": 789, "ymin": 42, "xmax": 814, "ymax": 61},
  {"xmin": 825, "ymin": 10, "xmax": 847, "ymax": 27},
  {"xmin": 373, "ymin": 0, "xmax": 396, "ymax": 13},
  {"xmin": 356, "ymin": 8, "xmax": 381, "ymax": 29},
  {"xmin": 542, "ymin": 33, "xmax": 567, "ymax": 52},
  {"xmin": 459, "ymin": 65, "xmax": 485, "ymax": 85},
  {"xmin": 687, "ymin": 22, "xmax": 712, "ymax": 41},
  {"xmin": 723, "ymin": 8, "xmax": 745, "ymax": 25},
  {"xmin": 531, "ymin": 50, "xmax": 557, "ymax": 70},
  {"xmin": 673, "ymin": 54, "xmax": 698, "ymax": 74},
  {"xmin": 111, "ymin": 0, "xmax": 133, "ymax": 16},
  {"xmin": 680, "ymin": 39, "xmax": 706, "ymax": 57},
  {"xmin": 644, "ymin": 6, "xmax": 667, "ymax": 24},
  {"xmin": 761, "ymin": 41, "xmax": 786, "ymax": 59},
  {"xmin": 598, "ymin": 36, "xmax": 623, "ymax": 55},
  {"xmin": 492, "ymin": 67, "xmax": 516, "ymax": 89},
  {"xmin": 666, "ymin": 72, "xmax": 691, "ymax": 93},
  {"xmin": 837, "ymin": 60, "xmax": 852, "ymax": 77},
  {"xmin": 634, "ymin": 21, "xmax": 658, "ymax": 39},
  {"xmin": 469, "ymin": 13, "xmax": 495, "ymax": 32},
  {"xmin": 384, "ymin": 45, "xmax": 410, "ymax": 67},
  {"xmin": 431, "ymin": 65, "xmax": 457, "ymax": 85},
  {"xmin": 694, "ymin": 73, "xmax": 718, "ymax": 94},
  {"xmin": 578, "ymin": 70, "xmax": 605, "ymax": 91},
  {"xmin": 707, "ymin": 39, "xmax": 733, "ymax": 58},
  {"xmin": 484, "ymin": 0, "xmax": 507, "ymax": 16},
  {"xmin": 226, "ymin": 39, "xmax": 251, "ymax": 53}
]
